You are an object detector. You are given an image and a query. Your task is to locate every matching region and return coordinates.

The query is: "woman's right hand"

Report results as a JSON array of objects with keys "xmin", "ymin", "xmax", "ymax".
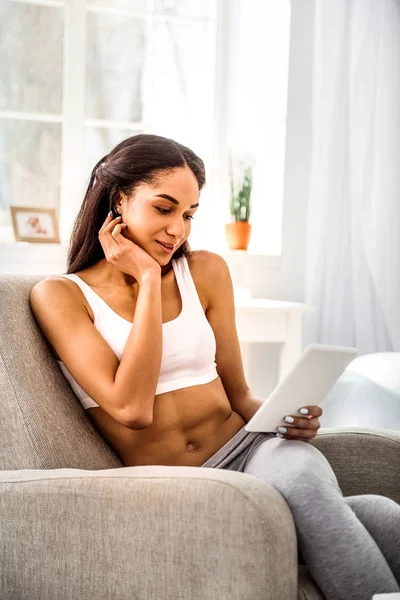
[{"xmin": 98, "ymin": 213, "xmax": 161, "ymax": 284}]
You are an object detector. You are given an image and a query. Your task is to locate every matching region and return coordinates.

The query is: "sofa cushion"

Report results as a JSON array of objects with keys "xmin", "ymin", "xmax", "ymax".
[{"xmin": 311, "ymin": 428, "xmax": 400, "ymax": 504}]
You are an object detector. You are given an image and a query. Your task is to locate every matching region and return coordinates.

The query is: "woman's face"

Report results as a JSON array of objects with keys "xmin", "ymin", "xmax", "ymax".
[{"xmin": 116, "ymin": 166, "xmax": 200, "ymax": 264}]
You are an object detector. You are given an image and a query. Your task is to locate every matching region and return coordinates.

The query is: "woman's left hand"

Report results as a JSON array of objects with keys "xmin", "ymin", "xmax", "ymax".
[{"xmin": 276, "ymin": 405, "xmax": 323, "ymax": 442}]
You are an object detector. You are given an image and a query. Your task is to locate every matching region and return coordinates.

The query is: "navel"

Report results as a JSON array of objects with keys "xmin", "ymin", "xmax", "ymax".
[{"xmin": 187, "ymin": 442, "xmax": 198, "ymax": 452}]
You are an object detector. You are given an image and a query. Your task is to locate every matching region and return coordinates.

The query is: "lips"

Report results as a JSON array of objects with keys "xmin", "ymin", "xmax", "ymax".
[
  {"xmin": 156, "ymin": 240, "xmax": 176, "ymax": 254},
  {"xmin": 157, "ymin": 241, "xmax": 175, "ymax": 249}
]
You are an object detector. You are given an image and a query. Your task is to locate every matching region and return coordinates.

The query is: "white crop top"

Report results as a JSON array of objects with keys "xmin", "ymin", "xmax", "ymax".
[{"xmin": 56, "ymin": 255, "xmax": 218, "ymax": 410}]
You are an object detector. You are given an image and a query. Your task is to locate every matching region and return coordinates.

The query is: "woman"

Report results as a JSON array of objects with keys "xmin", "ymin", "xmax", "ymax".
[{"xmin": 30, "ymin": 134, "xmax": 400, "ymax": 599}]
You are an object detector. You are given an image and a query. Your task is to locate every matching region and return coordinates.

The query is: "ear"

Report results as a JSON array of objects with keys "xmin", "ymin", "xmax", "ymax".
[{"xmin": 114, "ymin": 191, "xmax": 126, "ymax": 214}]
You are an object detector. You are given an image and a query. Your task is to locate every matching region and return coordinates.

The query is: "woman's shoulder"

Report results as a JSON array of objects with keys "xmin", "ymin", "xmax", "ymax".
[
  {"xmin": 30, "ymin": 274, "xmax": 92, "ymax": 321},
  {"xmin": 185, "ymin": 249, "xmax": 227, "ymax": 270},
  {"xmin": 186, "ymin": 249, "xmax": 230, "ymax": 281},
  {"xmin": 31, "ymin": 274, "xmax": 81, "ymax": 298},
  {"xmin": 31, "ymin": 274, "xmax": 75, "ymax": 296},
  {"xmin": 185, "ymin": 250, "xmax": 231, "ymax": 310}
]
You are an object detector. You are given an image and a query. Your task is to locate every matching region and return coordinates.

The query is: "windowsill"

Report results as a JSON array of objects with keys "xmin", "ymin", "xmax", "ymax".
[
  {"xmin": 0, "ymin": 241, "xmax": 69, "ymax": 274},
  {"xmin": 0, "ymin": 241, "xmax": 282, "ymax": 273},
  {"xmin": 220, "ymin": 249, "xmax": 281, "ymax": 268},
  {"xmin": 1, "ymin": 241, "xmax": 69, "ymax": 257}
]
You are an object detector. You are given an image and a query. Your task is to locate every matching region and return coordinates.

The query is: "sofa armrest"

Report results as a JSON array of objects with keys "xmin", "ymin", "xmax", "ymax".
[
  {"xmin": 310, "ymin": 427, "xmax": 400, "ymax": 503},
  {"xmin": 0, "ymin": 466, "xmax": 298, "ymax": 600}
]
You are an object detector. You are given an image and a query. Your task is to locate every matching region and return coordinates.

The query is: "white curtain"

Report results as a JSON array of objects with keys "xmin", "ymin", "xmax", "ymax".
[{"xmin": 304, "ymin": 0, "xmax": 400, "ymax": 354}]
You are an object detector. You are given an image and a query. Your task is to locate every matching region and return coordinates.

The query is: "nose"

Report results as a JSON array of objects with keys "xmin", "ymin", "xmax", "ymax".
[{"xmin": 166, "ymin": 214, "xmax": 186, "ymax": 241}]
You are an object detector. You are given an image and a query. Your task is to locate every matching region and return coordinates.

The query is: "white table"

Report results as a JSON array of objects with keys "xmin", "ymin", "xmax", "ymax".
[{"xmin": 235, "ymin": 298, "xmax": 308, "ymax": 381}]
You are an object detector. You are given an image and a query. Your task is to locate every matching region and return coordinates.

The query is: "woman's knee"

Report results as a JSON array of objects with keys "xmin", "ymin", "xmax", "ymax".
[
  {"xmin": 245, "ymin": 438, "xmax": 340, "ymax": 492},
  {"xmin": 345, "ymin": 494, "xmax": 400, "ymax": 522}
]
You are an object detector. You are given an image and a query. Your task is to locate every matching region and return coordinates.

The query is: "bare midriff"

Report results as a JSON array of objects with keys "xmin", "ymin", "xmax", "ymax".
[{"xmin": 87, "ymin": 376, "xmax": 246, "ymax": 467}]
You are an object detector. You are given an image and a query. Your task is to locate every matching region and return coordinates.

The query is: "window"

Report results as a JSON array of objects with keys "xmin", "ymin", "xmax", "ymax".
[{"xmin": 0, "ymin": 0, "xmax": 290, "ymax": 258}]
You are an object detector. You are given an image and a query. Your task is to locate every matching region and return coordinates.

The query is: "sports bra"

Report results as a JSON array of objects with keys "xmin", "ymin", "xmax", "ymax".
[{"xmin": 56, "ymin": 255, "xmax": 218, "ymax": 410}]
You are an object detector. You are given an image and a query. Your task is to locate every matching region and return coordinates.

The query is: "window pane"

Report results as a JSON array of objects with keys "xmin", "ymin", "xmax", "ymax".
[
  {"xmin": 85, "ymin": 126, "xmax": 142, "ymax": 180},
  {"xmin": 0, "ymin": 119, "xmax": 61, "ymax": 240},
  {"xmin": 86, "ymin": 12, "xmax": 145, "ymax": 121},
  {"xmin": 140, "ymin": 17, "xmax": 216, "ymax": 249},
  {"xmin": 248, "ymin": 119, "xmax": 286, "ymax": 256},
  {"xmin": 141, "ymin": 17, "xmax": 217, "ymax": 250},
  {"xmin": 143, "ymin": 18, "xmax": 216, "ymax": 158},
  {"xmin": 0, "ymin": 2, "xmax": 63, "ymax": 114},
  {"xmin": 154, "ymin": 0, "xmax": 217, "ymax": 20}
]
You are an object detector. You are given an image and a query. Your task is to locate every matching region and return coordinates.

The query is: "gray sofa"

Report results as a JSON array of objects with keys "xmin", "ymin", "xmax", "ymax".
[{"xmin": 1, "ymin": 274, "xmax": 399, "ymax": 600}]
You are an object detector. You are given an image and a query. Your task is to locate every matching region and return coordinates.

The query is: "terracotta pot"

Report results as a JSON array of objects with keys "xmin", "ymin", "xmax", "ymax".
[{"xmin": 225, "ymin": 221, "xmax": 252, "ymax": 251}]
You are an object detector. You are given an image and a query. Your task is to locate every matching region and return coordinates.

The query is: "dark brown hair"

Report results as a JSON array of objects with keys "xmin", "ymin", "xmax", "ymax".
[{"xmin": 67, "ymin": 134, "xmax": 206, "ymax": 273}]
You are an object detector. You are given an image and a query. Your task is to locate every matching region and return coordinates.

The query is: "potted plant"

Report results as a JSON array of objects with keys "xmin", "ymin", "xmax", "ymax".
[{"xmin": 225, "ymin": 153, "xmax": 254, "ymax": 250}]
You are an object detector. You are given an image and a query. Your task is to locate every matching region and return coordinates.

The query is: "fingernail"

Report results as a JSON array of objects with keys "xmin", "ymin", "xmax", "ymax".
[
  {"xmin": 300, "ymin": 408, "xmax": 309, "ymax": 415},
  {"xmin": 284, "ymin": 416, "xmax": 294, "ymax": 423},
  {"xmin": 277, "ymin": 427, "xmax": 287, "ymax": 434},
  {"xmin": 276, "ymin": 433, "xmax": 285, "ymax": 438},
  {"xmin": 107, "ymin": 210, "xmax": 113, "ymax": 216}
]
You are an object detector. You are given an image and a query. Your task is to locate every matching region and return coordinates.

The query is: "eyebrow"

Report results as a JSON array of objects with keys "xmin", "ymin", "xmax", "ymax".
[{"xmin": 154, "ymin": 194, "xmax": 199, "ymax": 209}]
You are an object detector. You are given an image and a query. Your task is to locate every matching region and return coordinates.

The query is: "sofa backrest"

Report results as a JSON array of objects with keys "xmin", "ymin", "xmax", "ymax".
[{"xmin": 0, "ymin": 275, "xmax": 123, "ymax": 470}]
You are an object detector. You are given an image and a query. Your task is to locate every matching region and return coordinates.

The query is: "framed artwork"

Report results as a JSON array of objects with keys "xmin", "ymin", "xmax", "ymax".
[{"xmin": 10, "ymin": 206, "xmax": 60, "ymax": 243}]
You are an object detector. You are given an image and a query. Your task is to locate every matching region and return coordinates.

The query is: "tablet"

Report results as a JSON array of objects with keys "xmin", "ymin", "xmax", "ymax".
[{"xmin": 244, "ymin": 344, "xmax": 358, "ymax": 433}]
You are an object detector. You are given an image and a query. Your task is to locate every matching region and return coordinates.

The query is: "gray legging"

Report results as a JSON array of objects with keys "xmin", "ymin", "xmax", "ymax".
[{"xmin": 201, "ymin": 427, "xmax": 400, "ymax": 600}]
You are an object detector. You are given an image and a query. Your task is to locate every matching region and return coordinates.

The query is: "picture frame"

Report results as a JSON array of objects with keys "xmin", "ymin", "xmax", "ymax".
[{"xmin": 10, "ymin": 206, "xmax": 60, "ymax": 244}]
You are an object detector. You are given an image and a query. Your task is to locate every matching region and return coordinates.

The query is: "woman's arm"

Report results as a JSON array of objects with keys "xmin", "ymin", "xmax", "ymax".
[
  {"xmin": 30, "ymin": 272, "xmax": 162, "ymax": 429},
  {"xmin": 192, "ymin": 251, "xmax": 263, "ymax": 423},
  {"xmin": 195, "ymin": 252, "xmax": 323, "ymax": 438},
  {"xmin": 113, "ymin": 271, "xmax": 162, "ymax": 425}
]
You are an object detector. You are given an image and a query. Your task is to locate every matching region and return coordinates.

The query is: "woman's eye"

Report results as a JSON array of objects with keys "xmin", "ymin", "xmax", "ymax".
[{"xmin": 156, "ymin": 207, "xmax": 194, "ymax": 221}]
